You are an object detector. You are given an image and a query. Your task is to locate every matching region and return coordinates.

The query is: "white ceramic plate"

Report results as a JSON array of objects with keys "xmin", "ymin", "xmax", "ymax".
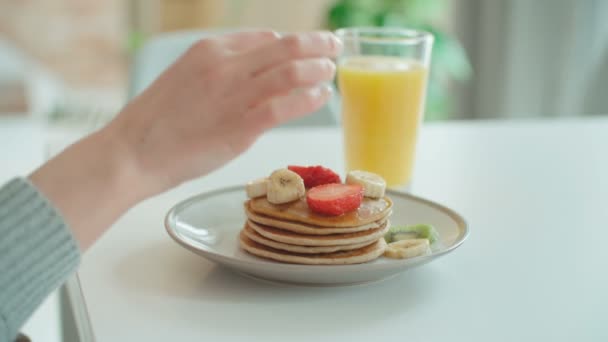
[{"xmin": 165, "ymin": 186, "xmax": 468, "ymax": 286}]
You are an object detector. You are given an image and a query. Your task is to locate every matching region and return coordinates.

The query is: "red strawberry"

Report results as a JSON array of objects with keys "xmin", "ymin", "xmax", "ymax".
[
  {"xmin": 288, "ymin": 165, "xmax": 341, "ymax": 188},
  {"xmin": 306, "ymin": 183, "xmax": 363, "ymax": 216}
]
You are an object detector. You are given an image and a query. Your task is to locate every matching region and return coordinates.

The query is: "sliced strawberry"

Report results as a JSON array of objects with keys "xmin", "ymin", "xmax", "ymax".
[
  {"xmin": 306, "ymin": 183, "xmax": 363, "ymax": 216},
  {"xmin": 288, "ymin": 165, "xmax": 341, "ymax": 188}
]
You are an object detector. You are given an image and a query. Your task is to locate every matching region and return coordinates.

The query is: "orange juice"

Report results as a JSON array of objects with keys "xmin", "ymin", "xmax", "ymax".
[{"xmin": 338, "ymin": 56, "xmax": 428, "ymax": 186}]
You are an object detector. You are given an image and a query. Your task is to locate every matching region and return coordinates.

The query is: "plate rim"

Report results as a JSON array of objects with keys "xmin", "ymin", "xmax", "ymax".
[{"xmin": 164, "ymin": 185, "xmax": 469, "ymax": 271}]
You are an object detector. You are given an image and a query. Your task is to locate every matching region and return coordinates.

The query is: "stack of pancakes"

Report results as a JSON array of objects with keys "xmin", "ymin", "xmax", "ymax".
[{"xmin": 239, "ymin": 195, "xmax": 393, "ymax": 265}]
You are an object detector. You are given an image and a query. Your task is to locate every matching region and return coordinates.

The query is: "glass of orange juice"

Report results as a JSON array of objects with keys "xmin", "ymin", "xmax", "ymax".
[{"xmin": 335, "ymin": 27, "xmax": 433, "ymax": 188}]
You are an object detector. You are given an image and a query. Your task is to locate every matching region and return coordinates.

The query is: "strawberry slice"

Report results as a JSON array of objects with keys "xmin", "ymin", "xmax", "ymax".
[
  {"xmin": 306, "ymin": 183, "xmax": 364, "ymax": 216},
  {"xmin": 288, "ymin": 165, "xmax": 341, "ymax": 188}
]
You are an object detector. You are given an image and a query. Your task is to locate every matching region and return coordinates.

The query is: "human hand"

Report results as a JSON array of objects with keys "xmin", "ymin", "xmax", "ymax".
[
  {"xmin": 108, "ymin": 30, "xmax": 342, "ymax": 197},
  {"xmin": 29, "ymin": 30, "xmax": 341, "ymax": 250}
]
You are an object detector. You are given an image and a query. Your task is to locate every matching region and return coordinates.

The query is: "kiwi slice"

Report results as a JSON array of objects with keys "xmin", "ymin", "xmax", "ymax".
[{"xmin": 384, "ymin": 224, "xmax": 439, "ymax": 244}]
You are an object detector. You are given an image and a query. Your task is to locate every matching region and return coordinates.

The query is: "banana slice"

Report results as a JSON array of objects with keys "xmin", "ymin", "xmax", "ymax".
[
  {"xmin": 346, "ymin": 170, "xmax": 386, "ymax": 198},
  {"xmin": 246, "ymin": 177, "xmax": 268, "ymax": 198},
  {"xmin": 383, "ymin": 238, "xmax": 431, "ymax": 259},
  {"xmin": 267, "ymin": 168, "xmax": 305, "ymax": 204}
]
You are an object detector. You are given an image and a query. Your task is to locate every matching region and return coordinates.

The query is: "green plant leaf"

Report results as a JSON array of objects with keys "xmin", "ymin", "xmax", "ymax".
[
  {"xmin": 419, "ymin": 26, "xmax": 472, "ymax": 82},
  {"xmin": 329, "ymin": 1, "xmax": 379, "ymax": 29},
  {"xmin": 127, "ymin": 31, "xmax": 147, "ymax": 55},
  {"xmin": 425, "ymin": 79, "xmax": 450, "ymax": 121},
  {"xmin": 375, "ymin": 11, "xmax": 407, "ymax": 27},
  {"xmin": 402, "ymin": 0, "xmax": 447, "ymax": 23},
  {"xmin": 328, "ymin": 2, "xmax": 350, "ymax": 29},
  {"xmin": 442, "ymin": 37, "xmax": 472, "ymax": 81},
  {"xmin": 352, "ymin": 0, "xmax": 384, "ymax": 13},
  {"xmin": 326, "ymin": 0, "xmax": 471, "ymax": 120}
]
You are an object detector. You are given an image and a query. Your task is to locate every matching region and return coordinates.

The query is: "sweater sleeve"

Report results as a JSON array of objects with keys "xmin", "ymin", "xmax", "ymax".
[{"xmin": 0, "ymin": 178, "xmax": 80, "ymax": 341}]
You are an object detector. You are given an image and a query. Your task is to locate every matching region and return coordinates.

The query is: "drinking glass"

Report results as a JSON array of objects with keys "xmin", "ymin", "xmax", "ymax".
[{"xmin": 335, "ymin": 27, "xmax": 433, "ymax": 188}]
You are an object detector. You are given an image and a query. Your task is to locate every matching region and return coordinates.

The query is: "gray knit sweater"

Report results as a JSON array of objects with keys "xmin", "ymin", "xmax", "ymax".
[{"xmin": 0, "ymin": 178, "xmax": 80, "ymax": 341}]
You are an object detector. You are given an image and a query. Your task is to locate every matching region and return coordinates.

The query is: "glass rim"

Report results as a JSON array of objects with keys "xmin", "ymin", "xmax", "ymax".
[{"xmin": 334, "ymin": 27, "xmax": 433, "ymax": 45}]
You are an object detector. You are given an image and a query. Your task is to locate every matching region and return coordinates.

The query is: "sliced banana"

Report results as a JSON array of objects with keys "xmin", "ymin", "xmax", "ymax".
[
  {"xmin": 383, "ymin": 238, "xmax": 431, "ymax": 259},
  {"xmin": 346, "ymin": 170, "xmax": 386, "ymax": 198},
  {"xmin": 246, "ymin": 177, "xmax": 268, "ymax": 198},
  {"xmin": 267, "ymin": 168, "xmax": 305, "ymax": 204}
]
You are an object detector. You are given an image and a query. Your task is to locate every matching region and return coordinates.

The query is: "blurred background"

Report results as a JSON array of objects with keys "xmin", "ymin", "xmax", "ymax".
[
  {"xmin": 1, "ymin": 0, "xmax": 608, "ymax": 127},
  {"xmin": 1, "ymin": 0, "xmax": 607, "ymax": 340}
]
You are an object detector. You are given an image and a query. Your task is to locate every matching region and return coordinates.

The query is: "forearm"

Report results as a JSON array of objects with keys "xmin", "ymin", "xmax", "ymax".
[
  {"xmin": 0, "ymin": 30, "xmax": 340, "ymax": 340},
  {"xmin": 0, "ymin": 118, "xmax": 143, "ymax": 340},
  {"xmin": 28, "ymin": 124, "xmax": 143, "ymax": 251}
]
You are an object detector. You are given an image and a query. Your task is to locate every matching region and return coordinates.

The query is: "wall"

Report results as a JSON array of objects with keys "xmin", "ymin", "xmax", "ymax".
[
  {"xmin": 0, "ymin": 0, "xmax": 128, "ymax": 89},
  {"xmin": 0, "ymin": 0, "xmax": 336, "ymax": 118},
  {"xmin": 132, "ymin": 0, "xmax": 335, "ymax": 34}
]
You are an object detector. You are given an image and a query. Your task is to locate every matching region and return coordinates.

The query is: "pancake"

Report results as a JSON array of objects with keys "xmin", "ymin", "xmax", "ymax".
[
  {"xmin": 247, "ymin": 196, "xmax": 392, "ymax": 228},
  {"xmin": 245, "ymin": 204, "xmax": 390, "ymax": 235},
  {"xmin": 240, "ymin": 232, "xmax": 387, "ymax": 265},
  {"xmin": 247, "ymin": 220, "xmax": 389, "ymax": 246},
  {"xmin": 242, "ymin": 224, "xmax": 376, "ymax": 254}
]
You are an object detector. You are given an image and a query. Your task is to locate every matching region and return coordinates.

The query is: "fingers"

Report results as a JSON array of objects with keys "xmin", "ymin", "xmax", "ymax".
[
  {"xmin": 237, "ymin": 31, "xmax": 342, "ymax": 76},
  {"xmin": 245, "ymin": 84, "xmax": 333, "ymax": 131},
  {"xmin": 242, "ymin": 58, "xmax": 336, "ymax": 107},
  {"xmin": 187, "ymin": 31, "xmax": 280, "ymax": 63},
  {"xmin": 215, "ymin": 30, "xmax": 280, "ymax": 53}
]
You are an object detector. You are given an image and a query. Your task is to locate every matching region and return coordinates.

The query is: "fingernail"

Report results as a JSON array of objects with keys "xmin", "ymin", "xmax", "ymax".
[
  {"xmin": 323, "ymin": 58, "xmax": 336, "ymax": 72},
  {"xmin": 329, "ymin": 33, "xmax": 344, "ymax": 53},
  {"xmin": 321, "ymin": 32, "xmax": 341, "ymax": 51},
  {"xmin": 318, "ymin": 84, "xmax": 333, "ymax": 97}
]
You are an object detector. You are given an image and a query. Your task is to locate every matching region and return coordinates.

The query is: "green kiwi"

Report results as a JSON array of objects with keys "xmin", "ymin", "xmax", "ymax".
[{"xmin": 384, "ymin": 224, "xmax": 439, "ymax": 244}]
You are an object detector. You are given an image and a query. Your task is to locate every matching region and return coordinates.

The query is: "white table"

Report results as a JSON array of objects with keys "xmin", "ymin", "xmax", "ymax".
[{"xmin": 64, "ymin": 118, "xmax": 608, "ymax": 341}]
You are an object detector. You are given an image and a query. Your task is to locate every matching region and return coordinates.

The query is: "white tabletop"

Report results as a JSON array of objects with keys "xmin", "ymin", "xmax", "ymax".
[{"xmin": 70, "ymin": 118, "xmax": 608, "ymax": 341}]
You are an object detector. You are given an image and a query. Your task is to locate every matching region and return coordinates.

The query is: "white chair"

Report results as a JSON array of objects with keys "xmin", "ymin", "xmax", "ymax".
[{"xmin": 129, "ymin": 30, "xmax": 339, "ymax": 127}]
